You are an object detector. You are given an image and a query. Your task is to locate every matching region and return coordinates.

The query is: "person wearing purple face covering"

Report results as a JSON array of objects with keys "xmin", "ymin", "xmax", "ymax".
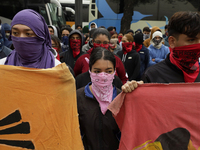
[{"xmin": 0, "ymin": 9, "xmax": 61, "ymax": 68}]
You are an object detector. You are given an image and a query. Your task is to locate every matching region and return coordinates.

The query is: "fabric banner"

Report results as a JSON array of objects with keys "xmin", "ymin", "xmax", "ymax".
[
  {"xmin": 108, "ymin": 83, "xmax": 200, "ymax": 150},
  {"xmin": 0, "ymin": 63, "xmax": 83, "ymax": 150}
]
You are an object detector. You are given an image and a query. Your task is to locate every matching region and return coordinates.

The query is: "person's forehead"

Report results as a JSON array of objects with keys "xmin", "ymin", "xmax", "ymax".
[
  {"xmin": 12, "ymin": 24, "xmax": 33, "ymax": 31},
  {"xmin": 112, "ymin": 33, "xmax": 118, "ymax": 36},
  {"xmin": 154, "ymin": 35, "xmax": 161, "ymax": 38},
  {"xmin": 71, "ymin": 33, "xmax": 80, "ymax": 37},
  {"xmin": 95, "ymin": 34, "xmax": 109, "ymax": 40},
  {"xmin": 62, "ymin": 30, "xmax": 69, "ymax": 34}
]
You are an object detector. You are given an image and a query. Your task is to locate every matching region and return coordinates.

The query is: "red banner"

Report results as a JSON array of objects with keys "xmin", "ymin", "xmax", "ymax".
[{"xmin": 108, "ymin": 83, "xmax": 200, "ymax": 150}]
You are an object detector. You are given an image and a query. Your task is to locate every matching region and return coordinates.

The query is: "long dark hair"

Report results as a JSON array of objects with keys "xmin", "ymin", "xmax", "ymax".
[{"xmin": 89, "ymin": 47, "xmax": 116, "ymax": 70}]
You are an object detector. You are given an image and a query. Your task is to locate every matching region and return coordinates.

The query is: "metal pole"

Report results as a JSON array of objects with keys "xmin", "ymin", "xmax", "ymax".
[{"xmin": 75, "ymin": 0, "xmax": 83, "ymax": 27}]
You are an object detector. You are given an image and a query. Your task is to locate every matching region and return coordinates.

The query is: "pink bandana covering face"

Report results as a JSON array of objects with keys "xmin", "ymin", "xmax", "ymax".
[{"xmin": 89, "ymin": 70, "xmax": 115, "ymax": 114}]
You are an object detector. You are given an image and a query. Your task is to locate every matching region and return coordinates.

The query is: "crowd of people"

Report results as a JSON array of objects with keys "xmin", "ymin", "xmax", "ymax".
[{"xmin": 0, "ymin": 8, "xmax": 200, "ymax": 150}]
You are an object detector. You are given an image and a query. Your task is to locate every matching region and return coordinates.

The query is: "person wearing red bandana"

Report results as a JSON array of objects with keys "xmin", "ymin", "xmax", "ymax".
[
  {"xmin": 117, "ymin": 34, "xmax": 140, "ymax": 81},
  {"xmin": 109, "ymin": 31, "xmax": 122, "ymax": 54},
  {"xmin": 142, "ymin": 11, "xmax": 200, "ymax": 83},
  {"xmin": 134, "ymin": 33, "xmax": 149, "ymax": 80},
  {"xmin": 74, "ymin": 28, "xmax": 128, "ymax": 84},
  {"xmin": 60, "ymin": 29, "xmax": 85, "ymax": 69}
]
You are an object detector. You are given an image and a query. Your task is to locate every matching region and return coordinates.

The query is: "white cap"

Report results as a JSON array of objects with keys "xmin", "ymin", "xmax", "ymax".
[{"xmin": 152, "ymin": 31, "xmax": 163, "ymax": 39}]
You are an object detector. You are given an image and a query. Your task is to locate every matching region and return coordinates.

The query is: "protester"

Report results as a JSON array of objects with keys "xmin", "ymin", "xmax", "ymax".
[
  {"xmin": 135, "ymin": 29, "xmax": 142, "ymax": 35},
  {"xmin": 60, "ymin": 29, "xmax": 85, "ymax": 69},
  {"xmin": 148, "ymin": 31, "xmax": 170, "ymax": 67},
  {"xmin": 2, "ymin": 23, "xmax": 11, "ymax": 39},
  {"xmin": 77, "ymin": 47, "xmax": 141, "ymax": 150},
  {"xmin": 51, "ymin": 34, "xmax": 61, "ymax": 61},
  {"xmin": 126, "ymin": 29, "xmax": 134, "ymax": 36},
  {"xmin": 163, "ymin": 24, "xmax": 168, "ymax": 38},
  {"xmin": 143, "ymin": 26, "xmax": 151, "ymax": 40},
  {"xmin": 142, "ymin": 11, "xmax": 200, "ymax": 83},
  {"xmin": 60, "ymin": 26, "xmax": 73, "ymax": 52},
  {"xmin": 0, "ymin": 9, "xmax": 60, "ymax": 68},
  {"xmin": 134, "ymin": 33, "xmax": 149, "ymax": 80},
  {"xmin": 109, "ymin": 31, "xmax": 122, "ymax": 54},
  {"xmin": 164, "ymin": 25, "xmax": 169, "ymax": 47},
  {"xmin": 117, "ymin": 34, "xmax": 140, "ymax": 81},
  {"xmin": 0, "ymin": 33, "xmax": 12, "ymax": 59},
  {"xmin": 82, "ymin": 28, "xmax": 97, "ymax": 53},
  {"xmin": 89, "ymin": 22, "xmax": 97, "ymax": 30},
  {"xmin": 74, "ymin": 28, "xmax": 128, "ymax": 84},
  {"xmin": 118, "ymin": 32, "xmax": 123, "ymax": 43},
  {"xmin": 143, "ymin": 26, "xmax": 162, "ymax": 48},
  {"xmin": 84, "ymin": 33, "xmax": 90, "ymax": 44},
  {"xmin": 1, "ymin": 23, "xmax": 12, "ymax": 48},
  {"xmin": 48, "ymin": 25, "xmax": 58, "ymax": 37},
  {"xmin": 76, "ymin": 24, "xmax": 82, "ymax": 33},
  {"xmin": 107, "ymin": 26, "xmax": 115, "ymax": 32},
  {"xmin": 75, "ymin": 47, "xmax": 123, "ymax": 90}
]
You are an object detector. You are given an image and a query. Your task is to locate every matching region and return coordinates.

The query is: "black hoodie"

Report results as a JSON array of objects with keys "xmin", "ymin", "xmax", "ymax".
[{"xmin": 60, "ymin": 30, "xmax": 85, "ymax": 69}]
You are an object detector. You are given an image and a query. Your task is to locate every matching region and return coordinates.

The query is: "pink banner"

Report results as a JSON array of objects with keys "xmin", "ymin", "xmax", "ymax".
[{"xmin": 108, "ymin": 83, "xmax": 200, "ymax": 150}]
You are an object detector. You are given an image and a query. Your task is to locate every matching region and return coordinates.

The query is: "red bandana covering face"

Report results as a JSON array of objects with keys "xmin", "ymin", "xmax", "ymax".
[
  {"xmin": 135, "ymin": 43, "xmax": 143, "ymax": 52},
  {"xmin": 169, "ymin": 43, "xmax": 200, "ymax": 82},
  {"xmin": 122, "ymin": 42, "xmax": 133, "ymax": 54},
  {"xmin": 109, "ymin": 43, "xmax": 116, "ymax": 50},
  {"xmin": 70, "ymin": 39, "xmax": 81, "ymax": 58},
  {"xmin": 118, "ymin": 35, "xmax": 123, "ymax": 43},
  {"xmin": 93, "ymin": 43, "xmax": 109, "ymax": 50}
]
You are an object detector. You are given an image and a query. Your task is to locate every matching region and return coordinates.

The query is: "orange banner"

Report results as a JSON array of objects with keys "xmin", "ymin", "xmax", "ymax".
[
  {"xmin": 0, "ymin": 63, "xmax": 83, "ymax": 150},
  {"xmin": 108, "ymin": 83, "xmax": 200, "ymax": 150}
]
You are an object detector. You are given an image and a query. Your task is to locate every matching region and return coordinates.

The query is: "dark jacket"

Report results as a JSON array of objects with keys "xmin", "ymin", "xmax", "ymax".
[
  {"xmin": 60, "ymin": 30, "xmax": 85, "ymax": 69},
  {"xmin": 77, "ymin": 84, "xmax": 121, "ymax": 150},
  {"xmin": 142, "ymin": 54, "xmax": 200, "ymax": 83},
  {"xmin": 137, "ymin": 45, "xmax": 149, "ymax": 80},
  {"xmin": 117, "ymin": 50, "xmax": 140, "ymax": 81},
  {"xmin": 75, "ymin": 71, "xmax": 123, "ymax": 90},
  {"xmin": 0, "ymin": 46, "xmax": 12, "ymax": 59}
]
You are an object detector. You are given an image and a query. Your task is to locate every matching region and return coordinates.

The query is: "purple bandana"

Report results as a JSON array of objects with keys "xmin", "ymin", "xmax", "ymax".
[{"xmin": 5, "ymin": 9, "xmax": 55, "ymax": 68}]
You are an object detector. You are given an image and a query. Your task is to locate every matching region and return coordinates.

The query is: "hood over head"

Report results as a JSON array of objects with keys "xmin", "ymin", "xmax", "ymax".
[
  {"xmin": 149, "ymin": 26, "xmax": 162, "ymax": 40},
  {"xmin": 68, "ymin": 29, "xmax": 84, "ymax": 51},
  {"xmin": 48, "ymin": 25, "xmax": 58, "ymax": 37}
]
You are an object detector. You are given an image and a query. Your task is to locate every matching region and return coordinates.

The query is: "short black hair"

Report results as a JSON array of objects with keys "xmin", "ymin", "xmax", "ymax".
[
  {"xmin": 168, "ymin": 11, "xmax": 200, "ymax": 39},
  {"xmin": 61, "ymin": 27, "xmax": 73, "ymax": 34},
  {"xmin": 107, "ymin": 26, "xmax": 114, "ymax": 32},
  {"xmin": 143, "ymin": 27, "xmax": 151, "ymax": 32},
  {"xmin": 92, "ymin": 28, "xmax": 111, "ymax": 41},
  {"xmin": 89, "ymin": 47, "xmax": 116, "ymax": 70}
]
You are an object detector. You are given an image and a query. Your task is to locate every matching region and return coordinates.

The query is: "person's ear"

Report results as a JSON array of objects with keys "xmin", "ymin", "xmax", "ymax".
[{"xmin": 168, "ymin": 36, "xmax": 176, "ymax": 49}]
